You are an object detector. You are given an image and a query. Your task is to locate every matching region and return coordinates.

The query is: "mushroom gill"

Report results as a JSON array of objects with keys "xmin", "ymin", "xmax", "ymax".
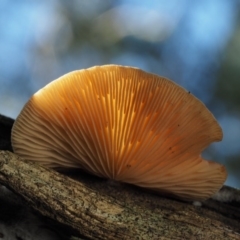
[{"xmin": 11, "ymin": 65, "xmax": 227, "ymax": 201}]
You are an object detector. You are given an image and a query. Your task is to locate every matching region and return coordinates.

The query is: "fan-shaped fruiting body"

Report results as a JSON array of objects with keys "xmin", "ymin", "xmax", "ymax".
[{"xmin": 11, "ymin": 65, "xmax": 227, "ymax": 201}]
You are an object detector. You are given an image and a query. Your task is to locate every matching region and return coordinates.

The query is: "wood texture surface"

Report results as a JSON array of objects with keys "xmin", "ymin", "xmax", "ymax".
[
  {"xmin": 0, "ymin": 114, "xmax": 240, "ymax": 239},
  {"xmin": 0, "ymin": 151, "xmax": 240, "ymax": 240}
]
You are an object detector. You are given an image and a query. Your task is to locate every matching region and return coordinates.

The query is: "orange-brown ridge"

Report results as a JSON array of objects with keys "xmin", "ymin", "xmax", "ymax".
[{"xmin": 11, "ymin": 65, "xmax": 227, "ymax": 201}]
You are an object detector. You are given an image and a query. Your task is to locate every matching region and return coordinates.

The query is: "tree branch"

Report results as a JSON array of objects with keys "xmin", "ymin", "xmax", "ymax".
[{"xmin": 0, "ymin": 151, "xmax": 239, "ymax": 240}]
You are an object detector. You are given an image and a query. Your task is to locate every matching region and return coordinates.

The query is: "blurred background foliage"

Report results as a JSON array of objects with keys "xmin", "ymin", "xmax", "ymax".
[{"xmin": 0, "ymin": 0, "xmax": 239, "ymax": 188}]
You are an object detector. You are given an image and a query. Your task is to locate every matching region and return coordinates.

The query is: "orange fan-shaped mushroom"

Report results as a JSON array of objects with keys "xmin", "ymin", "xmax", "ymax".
[{"xmin": 11, "ymin": 65, "xmax": 227, "ymax": 201}]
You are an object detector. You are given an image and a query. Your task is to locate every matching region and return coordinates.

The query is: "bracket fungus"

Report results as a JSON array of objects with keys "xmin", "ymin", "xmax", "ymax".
[{"xmin": 11, "ymin": 65, "xmax": 227, "ymax": 201}]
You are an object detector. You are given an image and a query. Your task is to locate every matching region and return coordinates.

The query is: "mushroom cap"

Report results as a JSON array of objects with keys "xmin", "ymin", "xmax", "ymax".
[{"xmin": 11, "ymin": 65, "xmax": 227, "ymax": 201}]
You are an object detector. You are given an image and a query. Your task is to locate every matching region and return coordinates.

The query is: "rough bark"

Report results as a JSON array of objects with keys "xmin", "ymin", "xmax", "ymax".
[
  {"xmin": 1, "ymin": 114, "xmax": 240, "ymax": 239},
  {"xmin": 0, "ymin": 151, "xmax": 240, "ymax": 240}
]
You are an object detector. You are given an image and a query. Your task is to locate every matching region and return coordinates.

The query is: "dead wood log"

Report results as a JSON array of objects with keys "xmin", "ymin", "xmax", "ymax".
[
  {"xmin": 0, "ymin": 114, "xmax": 240, "ymax": 239},
  {"xmin": 0, "ymin": 150, "xmax": 240, "ymax": 240}
]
